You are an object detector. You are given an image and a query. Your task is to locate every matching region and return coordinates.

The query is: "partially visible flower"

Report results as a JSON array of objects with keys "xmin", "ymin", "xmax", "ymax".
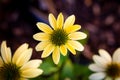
[
  {"xmin": 89, "ymin": 48, "xmax": 120, "ymax": 80},
  {"xmin": 0, "ymin": 41, "xmax": 43, "ymax": 80},
  {"xmin": 33, "ymin": 13, "xmax": 87, "ymax": 64}
]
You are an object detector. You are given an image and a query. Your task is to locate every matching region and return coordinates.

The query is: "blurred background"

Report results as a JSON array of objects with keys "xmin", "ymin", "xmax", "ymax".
[{"xmin": 0, "ymin": 0, "xmax": 120, "ymax": 80}]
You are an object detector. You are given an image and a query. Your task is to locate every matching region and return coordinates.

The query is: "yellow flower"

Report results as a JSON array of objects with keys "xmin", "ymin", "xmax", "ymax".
[
  {"xmin": 0, "ymin": 41, "xmax": 43, "ymax": 80},
  {"xmin": 89, "ymin": 48, "xmax": 120, "ymax": 80},
  {"xmin": 33, "ymin": 13, "xmax": 87, "ymax": 64}
]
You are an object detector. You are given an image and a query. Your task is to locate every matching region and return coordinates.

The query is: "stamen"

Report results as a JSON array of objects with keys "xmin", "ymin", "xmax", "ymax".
[
  {"xmin": 50, "ymin": 29, "xmax": 68, "ymax": 46},
  {"xmin": 106, "ymin": 63, "xmax": 120, "ymax": 78},
  {"xmin": 0, "ymin": 63, "xmax": 20, "ymax": 80}
]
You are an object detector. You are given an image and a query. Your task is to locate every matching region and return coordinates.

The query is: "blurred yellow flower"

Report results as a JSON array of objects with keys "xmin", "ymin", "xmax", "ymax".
[
  {"xmin": 0, "ymin": 41, "xmax": 43, "ymax": 80},
  {"xmin": 33, "ymin": 13, "xmax": 87, "ymax": 64},
  {"xmin": 89, "ymin": 48, "xmax": 120, "ymax": 80}
]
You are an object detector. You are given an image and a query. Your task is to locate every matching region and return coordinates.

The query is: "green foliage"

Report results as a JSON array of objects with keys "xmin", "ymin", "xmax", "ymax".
[
  {"xmin": 30, "ymin": 55, "xmax": 91, "ymax": 80},
  {"xmin": 39, "ymin": 57, "xmax": 58, "ymax": 75},
  {"xmin": 60, "ymin": 59, "xmax": 74, "ymax": 80},
  {"xmin": 73, "ymin": 64, "xmax": 91, "ymax": 80}
]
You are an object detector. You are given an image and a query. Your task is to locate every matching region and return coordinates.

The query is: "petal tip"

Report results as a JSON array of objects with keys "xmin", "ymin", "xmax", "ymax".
[
  {"xmin": 41, "ymin": 54, "xmax": 46, "ymax": 58},
  {"xmin": 54, "ymin": 61, "xmax": 59, "ymax": 64},
  {"xmin": 49, "ymin": 13, "xmax": 54, "ymax": 18},
  {"xmin": 36, "ymin": 22, "xmax": 40, "ymax": 26},
  {"xmin": 83, "ymin": 33, "xmax": 87, "ymax": 39},
  {"xmin": 1, "ymin": 41, "xmax": 7, "ymax": 46},
  {"xmin": 59, "ymin": 12, "xmax": 63, "ymax": 16}
]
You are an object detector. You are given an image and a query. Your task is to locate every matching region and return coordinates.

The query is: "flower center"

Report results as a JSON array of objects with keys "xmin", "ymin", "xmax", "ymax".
[
  {"xmin": 50, "ymin": 29, "xmax": 68, "ymax": 46},
  {"xmin": 106, "ymin": 63, "xmax": 120, "ymax": 78},
  {"xmin": 0, "ymin": 63, "xmax": 21, "ymax": 80}
]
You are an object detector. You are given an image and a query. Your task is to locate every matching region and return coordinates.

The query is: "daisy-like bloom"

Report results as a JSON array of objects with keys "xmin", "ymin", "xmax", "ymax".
[
  {"xmin": 33, "ymin": 13, "xmax": 87, "ymax": 64},
  {"xmin": 89, "ymin": 48, "xmax": 120, "ymax": 80},
  {"xmin": 0, "ymin": 41, "xmax": 43, "ymax": 80}
]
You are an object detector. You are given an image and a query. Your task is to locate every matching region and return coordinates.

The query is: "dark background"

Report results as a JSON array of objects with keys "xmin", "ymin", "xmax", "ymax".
[{"xmin": 0, "ymin": 0, "xmax": 120, "ymax": 64}]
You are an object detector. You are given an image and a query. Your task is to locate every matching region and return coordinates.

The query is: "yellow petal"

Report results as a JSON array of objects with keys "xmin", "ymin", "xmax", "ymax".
[
  {"xmin": 36, "ymin": 22, "xmax": 53, "ymax": 34},
  {"xmin": 64, "ymin": 15, "xmax": 75, "ymax": 29},
  {"xmin": 65, "ymin": 25, "xmax": 81, "ymax": 34},
  {"xmin": 57, "ymin": 13, "xmax": 64, "ymax": 29},
  {"xmin": 0, "ymin": 57, "xmax": 3, "ymax": 67},
  {"xmin": 12, "ymin": 43, "xmax": 29, "ymax": 64},
  {"xmin": 20, "ymin": 60, "xmax": 42, "ymax": 70},
  {"xmin": 68, "ymin": 40, "xmax": 84, "ymax": 51},
  {"xmin": 21, "ymin": 68, "xmax": 43, "ymax": 78},
  {"xmin": 14, "ymin": 48, "xmax": 32, "ymax": 67},
  {"xmin": 7, "ymin": 47, "xmax": 12, "ymax": 61},
  {"xmin": 49, "ymin": 13, "xmax": 57, "ymax": 30},
  {"xmin": 41, "ymin": 43, "xmax": 55, "ymax": 58},
  {"xmin": 68, "ymin": 32, "xmax": 87, "ymax": 40},
  {"xmin": 60, "ymin": 45, "xmax": 67, "ymax": 56},
  {"xmin": 52, "ymin": 46, "xmax": 60, "ymax": 64},
  {"xmin": 66, "ymin": 43, "xmax": 76, "ymax": 55},
  {"xmin": 113, "ymin": 48, "xmax": 120, "ymax": 62},
  {"xmin": 35, "ymin": 41, "xmax": 50, "ymax": 51},
  {"xmin": 1, "ymin": 41, "xmax": 11, "ymax": 63},
  {"xmin": 33, "ymin": 33, "xmax": 50, "ymax": 41}
]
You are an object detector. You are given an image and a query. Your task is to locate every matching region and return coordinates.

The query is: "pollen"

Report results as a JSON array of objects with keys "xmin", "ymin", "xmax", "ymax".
[
  {"xmin": 50, "ymin": 29, "xmax": 68, "ymax": 46},
  {"xmin": 106, "ymin": 63, "xmax": 120, "ymax": 78},
  {"xmin": 0, "ymin": 63, "xmax": 20, "ymax": 80}
]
